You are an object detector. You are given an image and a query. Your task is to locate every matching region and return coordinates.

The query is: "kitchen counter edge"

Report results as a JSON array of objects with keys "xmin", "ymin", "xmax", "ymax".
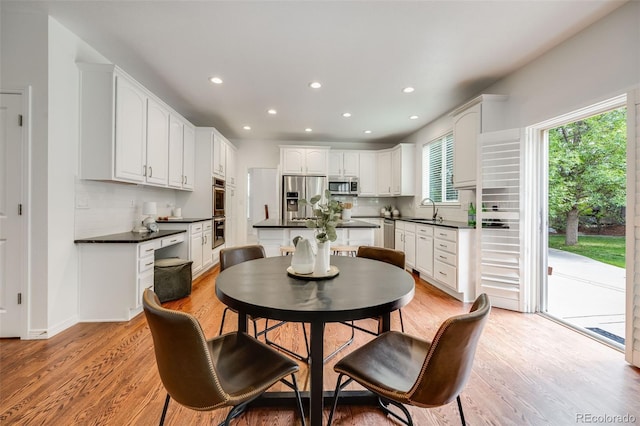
[
  {"xmin": 353, "ymin": 216, "xmax": 473, "ymax": 229},
  {"xmin": 75, "ymin": 229, "xmax": 187, "ymax": 244},
  {"xmin": 253, "ymin": 219, "xmax": 379, "ymax": 229}
]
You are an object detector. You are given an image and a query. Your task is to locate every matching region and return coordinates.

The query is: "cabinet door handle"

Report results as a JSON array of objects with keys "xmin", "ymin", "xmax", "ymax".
[
  {"xmin": 143, "ymin": 165, "xmax": 147, "ymax": 177},
  {"xmin": 170, "ymin": 239, "xmax": 177, "ymax": 243},
  {"xmin": 439, "ymin": 271, "xmax": 447, "ymax": 276},
  {"xmin": 438, "ymin": 255, "xmax": 447, "ymax": 260},
  {"xmin": 419, "ymin": 236, "xmax": 426, "ymax": 240},
  {"xmin": 145, "ymin": 248, "xmax": 154, "ymax": 253},
  {"xmin": 145, "ymin": 261, "xmax": 154, "ymax": 267},
  {"xmin": 439, "ymin": 243, "xmax": 447, "ymax": 248},
  {"xmin": 149, "ymin": 166, "xmax": 153, "ymax": 177}
]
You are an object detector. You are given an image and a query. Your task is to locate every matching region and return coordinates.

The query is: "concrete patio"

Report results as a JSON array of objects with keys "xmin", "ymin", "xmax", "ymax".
[{"xmin": 546, "ymin": 248, "xmax": 626, "ymax": 346}]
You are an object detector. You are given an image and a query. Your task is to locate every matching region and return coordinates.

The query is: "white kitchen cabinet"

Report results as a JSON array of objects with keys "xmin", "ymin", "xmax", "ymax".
[
  {"xmin": 391, "ymin": 144, "xmax": 414, "ymax": 196},
  {"xmin": 156, "ymin": 220, "xmax": 213, "ymax": 278},
  {"xmin": 428, "ymin": 227, "xmax": 475, "ymax": 302},
  {"xmin": 78, "ymin": 63, "xmax": 194, "ymax": 190},
  {"xmin": 394, "ymin": 221, "xmax": 415, "ymax": 270},
  {"xmin": 145, "ymin": 97, "xmax": 170, "ymax": 186},
  {"xmin": 168, "ymin": 115, "xmax": 185, "ymax": 188},
  {"xmin": 329, "ymin": 151, "xmax": 359, "ymax": 177},
  {"xmin": 281, "ymin": 146, "xmax": 329, "ymax": 175},
  {"xmin": 213, "ymin": 131, "xmax": 227, "ymax": 179},
  {"xmin": 226, "ymin": 144, "xmax": 237, "ymax": 186},
  {"xmin": 377, "ymin": 151, "xmax": 393, "ymax": 196},
  {"xmin": 358, "ymin": 152, "xmax": 377, "ymax": 196},
  {"xmin": 415, "ymin": 225, "xmax": 434, "ymax": 276},
  {"xmin": 375, "ymin": 144, "xmax": 414, "ymax": 196},
  {"xmin": 451, "ymin": 94, "xmax": 507, "ymax": 189},
  {"xmin": 77, "ymin": 232, "xmax": 185, "ymax": 321},
  {"xmin": 358, "ymin": 217, "xmax": 383, "ymax": 247},
  {"xmin": 182, "ymin": 124, "xmax": 195, "ymax": 190}
]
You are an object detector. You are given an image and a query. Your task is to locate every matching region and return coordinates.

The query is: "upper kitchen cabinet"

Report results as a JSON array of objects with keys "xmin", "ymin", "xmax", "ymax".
[
  {"xmin": 145, "ymin": 98, "xmax": 170, "ymax": 186},
  {"xmin": 226, "ymin": 143, "xmax": 237, "ymax": 187},
  {"xmin": 281, "ymin": 146, "xmax": 329, "ymax": 175},
  {"xmin": 358, "ymin": 151, "xmax": 377, "ymax": 196},
  {"xmin": 182, "ymin": 124, "xmax": 195, "ymax": 190},
  {"xmin": 451, "ymin": 94, "xmax": 507, "ymax": 189},
  {"xmin": 168, "ymin": 116, "xmax": 195, "ymax": 190},
  {"xmin": 212, "ymin": 130, "xmax": 227, "ymax": 179},
  {"xmin": 391, "ymin": 144, "xmax": 415, "ymax": 196},
  {"xmin": 78, "ymin": 63, "xmax": 194, "ymax": 190},
  {"xmin": 329, "ymin": 150, "xmax": 359, "ymax": 177},
  {"xmin": 377, "ymin": 144, "xmax": 415, "ymax": 196}
]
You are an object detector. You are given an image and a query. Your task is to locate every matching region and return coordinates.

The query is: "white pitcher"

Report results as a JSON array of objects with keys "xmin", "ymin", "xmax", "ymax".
[{"xmin": 290, "ymin": 236, "xmax": 315, "ymax": 274}]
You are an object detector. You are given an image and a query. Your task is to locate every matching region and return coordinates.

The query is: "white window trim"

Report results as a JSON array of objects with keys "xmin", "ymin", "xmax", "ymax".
[{"xmin": 421, "ymin": 132, "xmax": 458, "ymax": 205}]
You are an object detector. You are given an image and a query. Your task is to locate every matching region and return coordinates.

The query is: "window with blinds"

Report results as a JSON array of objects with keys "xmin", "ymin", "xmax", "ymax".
[{"xmin": 422, "ymin": 133, "xmax": 458, "ymax": 202}]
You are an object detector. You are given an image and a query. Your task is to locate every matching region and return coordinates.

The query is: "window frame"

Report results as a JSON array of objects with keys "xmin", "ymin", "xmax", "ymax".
[{"xmin": 421, "ymin": 132, "xmax": 458, "ymax": 205}]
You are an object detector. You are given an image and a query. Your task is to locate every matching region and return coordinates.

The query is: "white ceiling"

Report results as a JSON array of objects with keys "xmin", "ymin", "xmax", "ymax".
[{"xmin": 3, "ymin": 0, "xmax": 627, "ymax": 144}]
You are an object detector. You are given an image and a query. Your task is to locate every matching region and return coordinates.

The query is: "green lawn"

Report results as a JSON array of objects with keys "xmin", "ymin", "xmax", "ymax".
[{"xmin": 548, "ymin": 235, "xmax": 625, "ymax": 268}]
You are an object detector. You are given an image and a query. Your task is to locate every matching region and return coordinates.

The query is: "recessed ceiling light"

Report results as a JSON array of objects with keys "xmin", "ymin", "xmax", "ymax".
[
  {"xmin": 305, "ymin": 128, "xmax": 313, "ymax": 132},
  {"xmin": 209, "ymin": 76, "xmax": 223, "ymax": 84},
  {"xmin": 364, "ymin": 130, "xmax": 372, "ymax": 134},
  {"xmin": 243, "ymin": 125, "xmax": 251, "ymax": 130},
  {"xmin": 402, "ymin": 87, "xmax": 415, "ymax": 93},
  {"xmin": 409, "ymin": 115, "xmax": 419, "ymax": 120},
  {"xmin": 342, "ymin": 112, "xmax": 352, "ymax": 118},
  {"xmin": 267, "ymin": 109, "xmax": 277, "ymax": 115},
  {"xmin": 309, "ymin": 81, "xmax": 322, "ymax": 89}
]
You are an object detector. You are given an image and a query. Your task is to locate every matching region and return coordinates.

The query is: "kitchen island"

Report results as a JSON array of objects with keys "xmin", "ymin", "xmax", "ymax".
[{"xmin": 253, "ymin": 218, "xmax": 379, "ymax": 257}]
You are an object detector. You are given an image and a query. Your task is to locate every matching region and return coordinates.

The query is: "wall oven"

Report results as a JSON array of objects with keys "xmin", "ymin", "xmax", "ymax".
[
  {"xmin": 213, "ymin": 217, "xmax": 225, "ymax": 249},
  {"xmin": 213, "ymin": 178, "xmax": 225, "ymax": 217}
]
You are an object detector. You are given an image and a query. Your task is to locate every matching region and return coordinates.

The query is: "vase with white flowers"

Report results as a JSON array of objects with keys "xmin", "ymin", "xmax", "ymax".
[{"xmin": 299, "ymin": 190, "xmax": 343, "ymax": 274}]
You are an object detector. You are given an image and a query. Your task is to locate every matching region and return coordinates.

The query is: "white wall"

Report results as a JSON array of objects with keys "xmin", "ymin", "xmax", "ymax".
[{"xmin": 401, "ymin": 1, "xmax": 640, "ymax": 224}]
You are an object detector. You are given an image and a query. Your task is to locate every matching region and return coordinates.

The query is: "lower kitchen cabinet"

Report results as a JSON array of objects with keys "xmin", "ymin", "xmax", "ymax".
[
  {"xmin": 395, "ymin": 220, "xmax": 475, "ymax": 302},
  {"xmin": 77, "ymin": 231, "xmax": 186, "ymax": 321},
  {"xmin": 358, "ymin": 217, "xmax": 384, "ymax": 247},
  {"xmin": 157, "ymin": 220, "xmax": 213, "ymax": 277},
  {"xmin": 255, "ymin": 226, "xmax": 374, "ymax": 257},
  {"xmin": 415, "ymin": 225, "xmax": 433, "ymax": 276}
]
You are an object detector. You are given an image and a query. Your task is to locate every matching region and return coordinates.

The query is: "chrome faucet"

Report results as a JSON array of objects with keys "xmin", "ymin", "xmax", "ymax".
[{"xmin": 420, "ymin": 197, "xmax": 438, "ymax": 221}]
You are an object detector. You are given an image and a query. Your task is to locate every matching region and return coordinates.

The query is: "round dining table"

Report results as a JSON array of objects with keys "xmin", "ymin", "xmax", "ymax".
[{"xmin": 215, "ymin": 254, "xmax": 415, "ymax": 426}]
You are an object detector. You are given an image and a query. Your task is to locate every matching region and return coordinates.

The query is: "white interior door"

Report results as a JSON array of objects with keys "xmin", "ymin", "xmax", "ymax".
[{"xmin": 0, "ymin": 92, "xmax": 25, "ymax": 337}]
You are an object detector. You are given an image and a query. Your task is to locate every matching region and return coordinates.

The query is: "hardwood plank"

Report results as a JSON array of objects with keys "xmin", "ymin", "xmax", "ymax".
[{"xmin": 1, "ymin": 266, "xmax": 639, "ymax": 425}]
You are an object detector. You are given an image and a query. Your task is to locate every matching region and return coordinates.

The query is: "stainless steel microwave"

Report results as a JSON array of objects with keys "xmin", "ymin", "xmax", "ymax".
[{"xmin": 328, "ymin": 177, "xmax": 359, "ymax": 195}]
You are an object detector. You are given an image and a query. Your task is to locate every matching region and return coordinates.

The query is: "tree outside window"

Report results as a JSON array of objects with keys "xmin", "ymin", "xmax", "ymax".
[{"xmin": 548, "ymin": 107, "xmax": 626, "ymax": 246}]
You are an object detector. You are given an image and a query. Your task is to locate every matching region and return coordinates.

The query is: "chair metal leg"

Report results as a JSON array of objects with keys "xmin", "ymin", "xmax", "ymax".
[
  {"xmin": 220, "ymin": 400, "xmax": 250, "ymax": 426},
  {"xmin": 323, "ymin": 321, "xmax": 355, "ymax": 363},
  {"xmin": 398, "ymin": 308, "xmax": 405, "ymax": 332},
  {"xmin": 159, "ymin": 393, "xmax": 170, "ymax": 426},
  {"xmin": 328, "ymin": 373, "xmax": 352, "ymax": 425},
  {"xmin": 457, "ymin": 395, "xmax": 466, "ymax": 426},
  {"xmin": 291, "ymin": 373, "xmax": 307, "ymax": 426},
  {"xmin": 264, "ymin": 321, "xmax": 310, "ymax": 362},
  {"xmin": 218, "ymin": 307, "xmax": 230, "ymax": 335},
  {"xmin": 377, "ymin": 396, "xmax": 413, "ymax": 426}
]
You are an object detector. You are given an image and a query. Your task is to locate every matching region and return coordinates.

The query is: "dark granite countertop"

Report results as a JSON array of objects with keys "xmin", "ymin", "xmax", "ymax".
[
  {"xmin": 75, "ymin": 229, "xmax": 186, "ymax": 244},
  {"xmin": 253, "ymin": 218, "xmax": 379, "ymax": 229},
  {"xmin": 353, "ymin": 215, "xmax": 473, "ymax": 229},
  {"xmin": 156, "ymin": 217, "xmax": 211, "ymax": 224}
]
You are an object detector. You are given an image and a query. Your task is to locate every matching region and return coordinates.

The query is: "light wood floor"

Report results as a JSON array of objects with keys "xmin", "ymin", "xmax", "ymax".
[{"xmin": 2, "ymin": 266, "xmax": 639, "ymax": 425}]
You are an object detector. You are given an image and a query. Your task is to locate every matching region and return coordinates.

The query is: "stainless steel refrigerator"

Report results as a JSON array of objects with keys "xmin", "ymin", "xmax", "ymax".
[{"xmin": 282, "ymin": 175, "xmax": 327, "ymax": 221}]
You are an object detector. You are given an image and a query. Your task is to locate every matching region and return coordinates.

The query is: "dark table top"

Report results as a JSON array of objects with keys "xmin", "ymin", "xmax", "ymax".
[{"xmin": 215, "ymin": 255, "xmax": 415, "ymax": 323}]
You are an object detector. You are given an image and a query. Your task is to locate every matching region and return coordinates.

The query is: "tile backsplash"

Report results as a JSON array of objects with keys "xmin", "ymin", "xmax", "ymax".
[{"xmin": 74, "ymin": 179, "xmax": 178, "ymax": 239}]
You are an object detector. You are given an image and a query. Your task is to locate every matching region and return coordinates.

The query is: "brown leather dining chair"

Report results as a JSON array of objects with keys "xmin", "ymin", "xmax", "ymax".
[
  {"xmin": 218, "ymin": 244, "xmax": 310, "ymax": 362},
  {"xmin": 328, "ymin": 293, "xmax": 491, "ymax": 426},
  {"xmin": 143, "ymin": 289, "xmax": 306, "ymax": 426},
  {"xmin": 351, "ymin": 245, "xmax": 407, "ymax": 333}
]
